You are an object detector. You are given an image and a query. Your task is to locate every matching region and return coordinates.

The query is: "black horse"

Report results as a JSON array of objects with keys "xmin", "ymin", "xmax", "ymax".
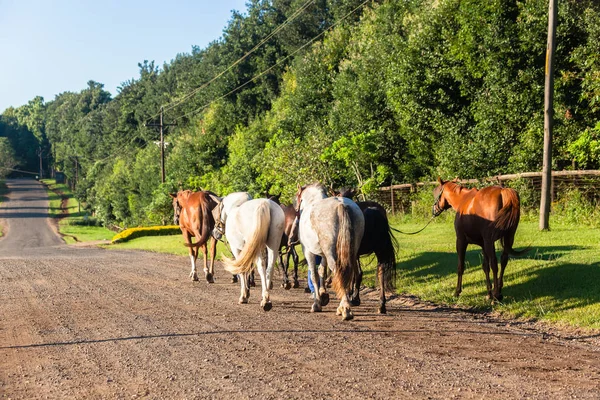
[
  {"xmin": 336, "ymin": 188, "xmax": 397, "ymax": 314},
  {"xmin": 266, "ymin": 192, "xmax": 301, "ymax": 290}
]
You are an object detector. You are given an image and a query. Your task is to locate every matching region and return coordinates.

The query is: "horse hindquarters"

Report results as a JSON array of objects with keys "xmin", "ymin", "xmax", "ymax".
[{"xmin": 332, "ymin": 203, "xmax": 362, "ymax": 321}]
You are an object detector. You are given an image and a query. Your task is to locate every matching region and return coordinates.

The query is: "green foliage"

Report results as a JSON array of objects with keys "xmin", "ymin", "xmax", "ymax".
[{"xmin": 567, "ymin": 122, "xmax": 600, "ymax": 169}]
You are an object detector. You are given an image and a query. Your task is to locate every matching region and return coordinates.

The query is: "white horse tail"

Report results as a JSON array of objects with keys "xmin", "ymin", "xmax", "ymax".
[
  {"xmin": 332, "ymin": 203, "xmax": 358, "ymax": 299},
  {"xmin": 224, "ymin": 201, "xmax": 271, "ymax": 275}
]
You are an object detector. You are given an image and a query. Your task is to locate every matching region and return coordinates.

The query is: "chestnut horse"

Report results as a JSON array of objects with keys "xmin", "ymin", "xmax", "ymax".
[
  {"xmin": 432, "ymin": 178, "xmax": 522, "ymax": 301},
  {"xmin": 170, "ymin": 190, "xmax": 219, "ymax": 282},
  {"xmin": 266, "ymin": 192, "xmax": 300, "ymax": 290},
  {"xmin": 336, "ymin": 188, "xmax": 397, "ymax": 314},
  {"xmin": 296, "ymin": 183, "xmax": 364, "ymax": 320}
]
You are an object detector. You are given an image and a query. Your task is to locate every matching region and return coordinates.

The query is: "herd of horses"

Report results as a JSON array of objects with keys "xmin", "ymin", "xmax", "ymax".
[{"xmin": 170, "ymin": 178, "xmax": 523, "ymax": 320}]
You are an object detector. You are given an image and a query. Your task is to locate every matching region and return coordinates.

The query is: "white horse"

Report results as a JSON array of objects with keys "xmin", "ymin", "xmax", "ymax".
[
  {"xmin": 295, "ymin": 183, "xmax": 365, "ymax": 320},
  {"xmin": 220, "ymin": 193, "xmax": 285, "ymax": 311}
]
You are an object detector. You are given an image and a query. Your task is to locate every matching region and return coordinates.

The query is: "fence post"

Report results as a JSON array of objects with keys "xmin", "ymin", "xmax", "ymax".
[{"xmin": 390, "ymin": 186, "xmax": 395, "ymax": 216}]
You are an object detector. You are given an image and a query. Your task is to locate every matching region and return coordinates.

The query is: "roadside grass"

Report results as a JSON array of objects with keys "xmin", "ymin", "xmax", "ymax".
[{"xmin": 41, "ymin": 179, "xmax": 114, "ymax": 243}]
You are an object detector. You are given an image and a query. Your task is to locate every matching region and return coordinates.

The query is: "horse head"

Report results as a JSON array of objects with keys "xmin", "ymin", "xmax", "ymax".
[
  {"xmin": 295, "ymin": 183, "xmax": 327, "ymax": 212},
  {"xmin": 432, "ymin": 177, "xmax": 452, "ymax": 216},
  {"xmin": 336, "ymin": 187, "xmax": 358, "ymax": 199},
  {"xmin": 170, "ymin": 192, "xmax": 182, "ymax": 225}
]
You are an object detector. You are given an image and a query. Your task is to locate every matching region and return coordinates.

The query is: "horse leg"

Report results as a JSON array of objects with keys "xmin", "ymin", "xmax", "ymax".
[
  {"xmin": 184, "ymin": 232, "xmax": 199, "ymax": 281},
  {"xmin": 305, "ymin": 251, "xmax": 322, "ymax": 312},
  {"xmin": 248, "ymin": 269, "xmax": 256, "ymax": 287},
  {"xmin": 377, "ymin": 261, "xmax": 386, "ymax": 314},
  {"xmin": 279, "ymin": 248, "xmax": 291, "ymax": 290},
  {"xmin": 201, "ymin": 243, "xmax": 214, "ymax": 283},
  {"xmin": 291, "ymin": 246, "xmax": 300, "ymax": 288},
  {"xmin": 207, "ymin": 236, "xmax": 217, "ymax": 283},
  {"xmin": 318, "ymin": 259, "xmax": 329, "ymax": 307},
  {"xmin": 487, "ymin": 241, "xmax": 502, "ymax": 302},
  {"xmin": 350, "ymin": 259, "xmax": 362, "ymax": 306},
  {"xmin": 499, "ymin": 232, "xmax": 515, "ymax": 291},
  {"xmin": 257, "ymin": 251, "xmax": 272, "ymax": 311},
  {"xmin": 455, "ymin": 236, "xmax": 467, "ymax": 297},
  {"xmin": 481, "ymin": 250, "xmax": 492, "ymax": 298}
]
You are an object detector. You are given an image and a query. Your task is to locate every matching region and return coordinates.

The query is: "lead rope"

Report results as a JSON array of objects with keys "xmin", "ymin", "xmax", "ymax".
[
  {"xmin": 390, "ymin": 216, "xmax": 436, "ymax": 235},
  {"xmin": 391, "ymin": 185, "xmax": 444, "ymax": 235}
]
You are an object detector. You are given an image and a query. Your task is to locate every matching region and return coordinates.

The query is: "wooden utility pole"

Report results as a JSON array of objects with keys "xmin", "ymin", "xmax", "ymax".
[
  {"xmin": 146, "ymin": 107, "xmax": 176, "ymax": 184},
  {"xmin": 36, "ymin": 146, "xmax": 44, "ymax": 179},
  {"xmin": 540, "ymin": 0, "xmax": 557, "ymax": 231}
]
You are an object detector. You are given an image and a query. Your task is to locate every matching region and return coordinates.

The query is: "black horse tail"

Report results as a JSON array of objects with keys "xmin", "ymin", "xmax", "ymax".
[{"xmin": 373, "ymin": 210, "xmax": 398, "ymax": 291}]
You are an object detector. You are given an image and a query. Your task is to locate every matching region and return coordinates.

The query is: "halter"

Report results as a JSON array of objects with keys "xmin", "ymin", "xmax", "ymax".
[
  {"xmin": 432, "ymin": 184, "xmax": 446, "ymax": 217},
  {"xmin": 213, "ymin": 200, "xmax": 226, "ymax": 237}
]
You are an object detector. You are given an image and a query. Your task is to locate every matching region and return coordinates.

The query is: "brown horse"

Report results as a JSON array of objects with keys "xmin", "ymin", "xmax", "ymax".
[
  {"xmin": 336, "ymin": 188, "xmax": 397, "ymax": 314},
  {"xmin": 266, "ymin": 192, "xmax": 300, "ymax": 290},
  {"xmin": 432, "ymin": 178, "xmax": 522, "ymax": 301},
  {"xmin": 170, "ymin": 190, "xmax": 218, "ymax": 282}
]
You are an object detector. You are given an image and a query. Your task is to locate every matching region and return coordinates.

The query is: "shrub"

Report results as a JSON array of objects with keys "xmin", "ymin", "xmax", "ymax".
[{"xmin": 111, "ymin": 225, "xmax": 181, "ymax": 244}]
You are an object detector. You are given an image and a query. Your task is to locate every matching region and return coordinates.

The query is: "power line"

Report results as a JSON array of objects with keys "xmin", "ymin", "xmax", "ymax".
[
  {"xmin": 173, "ymin": 0, "xmax": 372, "ymax": 123},
  {"xmin": 146, "ymin": 0, "xmax": 316, "ymax": 123}
]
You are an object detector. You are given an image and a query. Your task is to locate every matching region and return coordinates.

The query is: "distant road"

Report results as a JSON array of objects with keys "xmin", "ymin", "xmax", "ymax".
[{"xmin": 0, "ymin": 179, "xmax": 64, "ymax": 256}]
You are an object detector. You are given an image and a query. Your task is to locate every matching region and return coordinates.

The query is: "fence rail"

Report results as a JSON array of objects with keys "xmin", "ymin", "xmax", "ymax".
[{"xmin": 374, "ymin": 170, "xmax": 600, "ymax": 215}]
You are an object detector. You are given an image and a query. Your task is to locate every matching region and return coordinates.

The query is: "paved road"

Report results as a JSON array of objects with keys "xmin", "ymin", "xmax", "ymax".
[{"xmin": 1, "ymin": 179, "xmax": 599, "ymax": 399}]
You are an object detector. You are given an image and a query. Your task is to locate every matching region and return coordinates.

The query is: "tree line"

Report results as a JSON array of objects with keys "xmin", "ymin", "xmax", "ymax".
[{"xmin": 1, "ymin": 0, "xmax": 599, "ymax": 228}]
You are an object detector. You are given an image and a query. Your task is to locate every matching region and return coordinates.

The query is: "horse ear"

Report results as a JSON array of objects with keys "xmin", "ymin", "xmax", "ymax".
[
  {"xmin": 437, "ymin": 177, "xmax": 443, "ymax": 185},
  {"xmin": 169, "ymin": 193, "xmax": 177, "ymax": 199}
]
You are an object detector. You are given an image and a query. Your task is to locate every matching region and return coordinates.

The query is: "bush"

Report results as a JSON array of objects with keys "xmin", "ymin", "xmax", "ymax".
[{"xmin": 111, "ymin": 225, "xmax": 181, "ymax": 244}]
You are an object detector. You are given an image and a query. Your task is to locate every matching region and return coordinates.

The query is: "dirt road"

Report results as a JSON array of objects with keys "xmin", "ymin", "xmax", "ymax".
[{"xmin": 1, "ymin": 179, "xmax": 599, "ymax": 399}]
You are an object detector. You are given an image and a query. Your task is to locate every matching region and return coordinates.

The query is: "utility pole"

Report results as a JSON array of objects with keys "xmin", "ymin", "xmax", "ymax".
[
  {"xmin": 146, "ymin": 107, "xmax": 176, "ymax": 183},
  {"xmin": 36, "ymin": 146, "xmax": 44, "ymax": 179},
  {"xmin": 540, "ymin": 0, "xmax": 557, "ymax": 231}
]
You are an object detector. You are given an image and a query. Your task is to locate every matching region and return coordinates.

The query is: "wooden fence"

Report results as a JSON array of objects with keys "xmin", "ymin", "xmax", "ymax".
[{"xmin": 372, "ymin": 170, "xmax": 600, "ymax": 215}]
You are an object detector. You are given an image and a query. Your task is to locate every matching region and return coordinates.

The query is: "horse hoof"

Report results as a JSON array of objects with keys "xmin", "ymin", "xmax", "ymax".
[
  {"xmin": 311, "ymin": 303, "xmax": 322, "ymax": 313},
  {"xmin": 231, "ymin": 275, "xmax": 238, "ymax": 284},
  {"xmin": 205, "ymin": 273, "xmax": 214, "ymax": 283},
  {"xmin": 454, "ymin": 291, "xmax": 461, "ymax": 298},
  {"xmin": 282, "ymin": 281, "xmax": 292, "ymax": 290},
  {"xmin": 292, "ymin": 280, "xmax": 300, "ymax": 289},
  {"xmin": 239, "ymin": 297, "xmax": 248, "ymax": 304},
  {"xmin": 378, "ymin": 305, "xmax": 387, "ymax": 314},
  {"xmin": 249, "ymin": 281, "xmax": 256, "ymax": 288},
  {"xmin": 320, "ymin": 293, "xmax": 330, "ymax": 307},
  {"xmin": 304, "ymin": 287, "xmax": 311, "ymax": 293},
  {"xmin": 342, "ymin": 308, "xmax": 354, "ymax": 321},
  {"xmin": 350, "ymin": 297, "xmax": 361, "ymax": 307},
  {"xmin": 245, "ymin": 289, "xmax": 250, "ymax": 299},
  {"xmin": 261, "ymin": 301, "xmax": 272, "ymax": 312}
]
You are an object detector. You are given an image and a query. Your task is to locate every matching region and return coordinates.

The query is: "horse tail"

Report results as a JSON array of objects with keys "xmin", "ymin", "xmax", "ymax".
[
  {"xmin": 332, "ymin": 203, "xmax": 359, "ymax": 300},
  {"xmin": 378, "ymin": 216, "xmax": 398, "ymax": 291},
  {"xmin": 494, "ymin": 188, "xmax": 520, "ymax": 232},
  {"xmin": 224, "ymin": 201, "xmax": 271, "ymax": 275},
  {"xmin": 185, "ymin": 192, "xmax": 214, "ymax": 249}
]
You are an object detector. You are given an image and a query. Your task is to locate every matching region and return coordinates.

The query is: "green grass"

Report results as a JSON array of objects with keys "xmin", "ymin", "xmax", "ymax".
[
  {"xmin": 41, "ymin": 179, "xmax": 115, "ymax": 244},
  {"xmin": 108, "ymin": 234, "xmax": 234, "ymax": 258},
  {"xmin": 377, "ymin": 214, "xmax": 600, "ymax": 329}
]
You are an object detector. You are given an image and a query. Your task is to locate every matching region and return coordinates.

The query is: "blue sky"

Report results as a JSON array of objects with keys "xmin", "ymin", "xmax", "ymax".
[{"xmin": 0, "ymin": 0, "xmax": 248, "ymax": 112}]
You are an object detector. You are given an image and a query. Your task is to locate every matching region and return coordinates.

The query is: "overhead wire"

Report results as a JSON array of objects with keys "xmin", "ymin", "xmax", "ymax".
[
  {"xmin": 173, "ymin": 0, "xmax": 372, "ymax": 123},
  {"xmin": 145, "ymin": 0, "xmax": 316, "ymax": 124}
]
